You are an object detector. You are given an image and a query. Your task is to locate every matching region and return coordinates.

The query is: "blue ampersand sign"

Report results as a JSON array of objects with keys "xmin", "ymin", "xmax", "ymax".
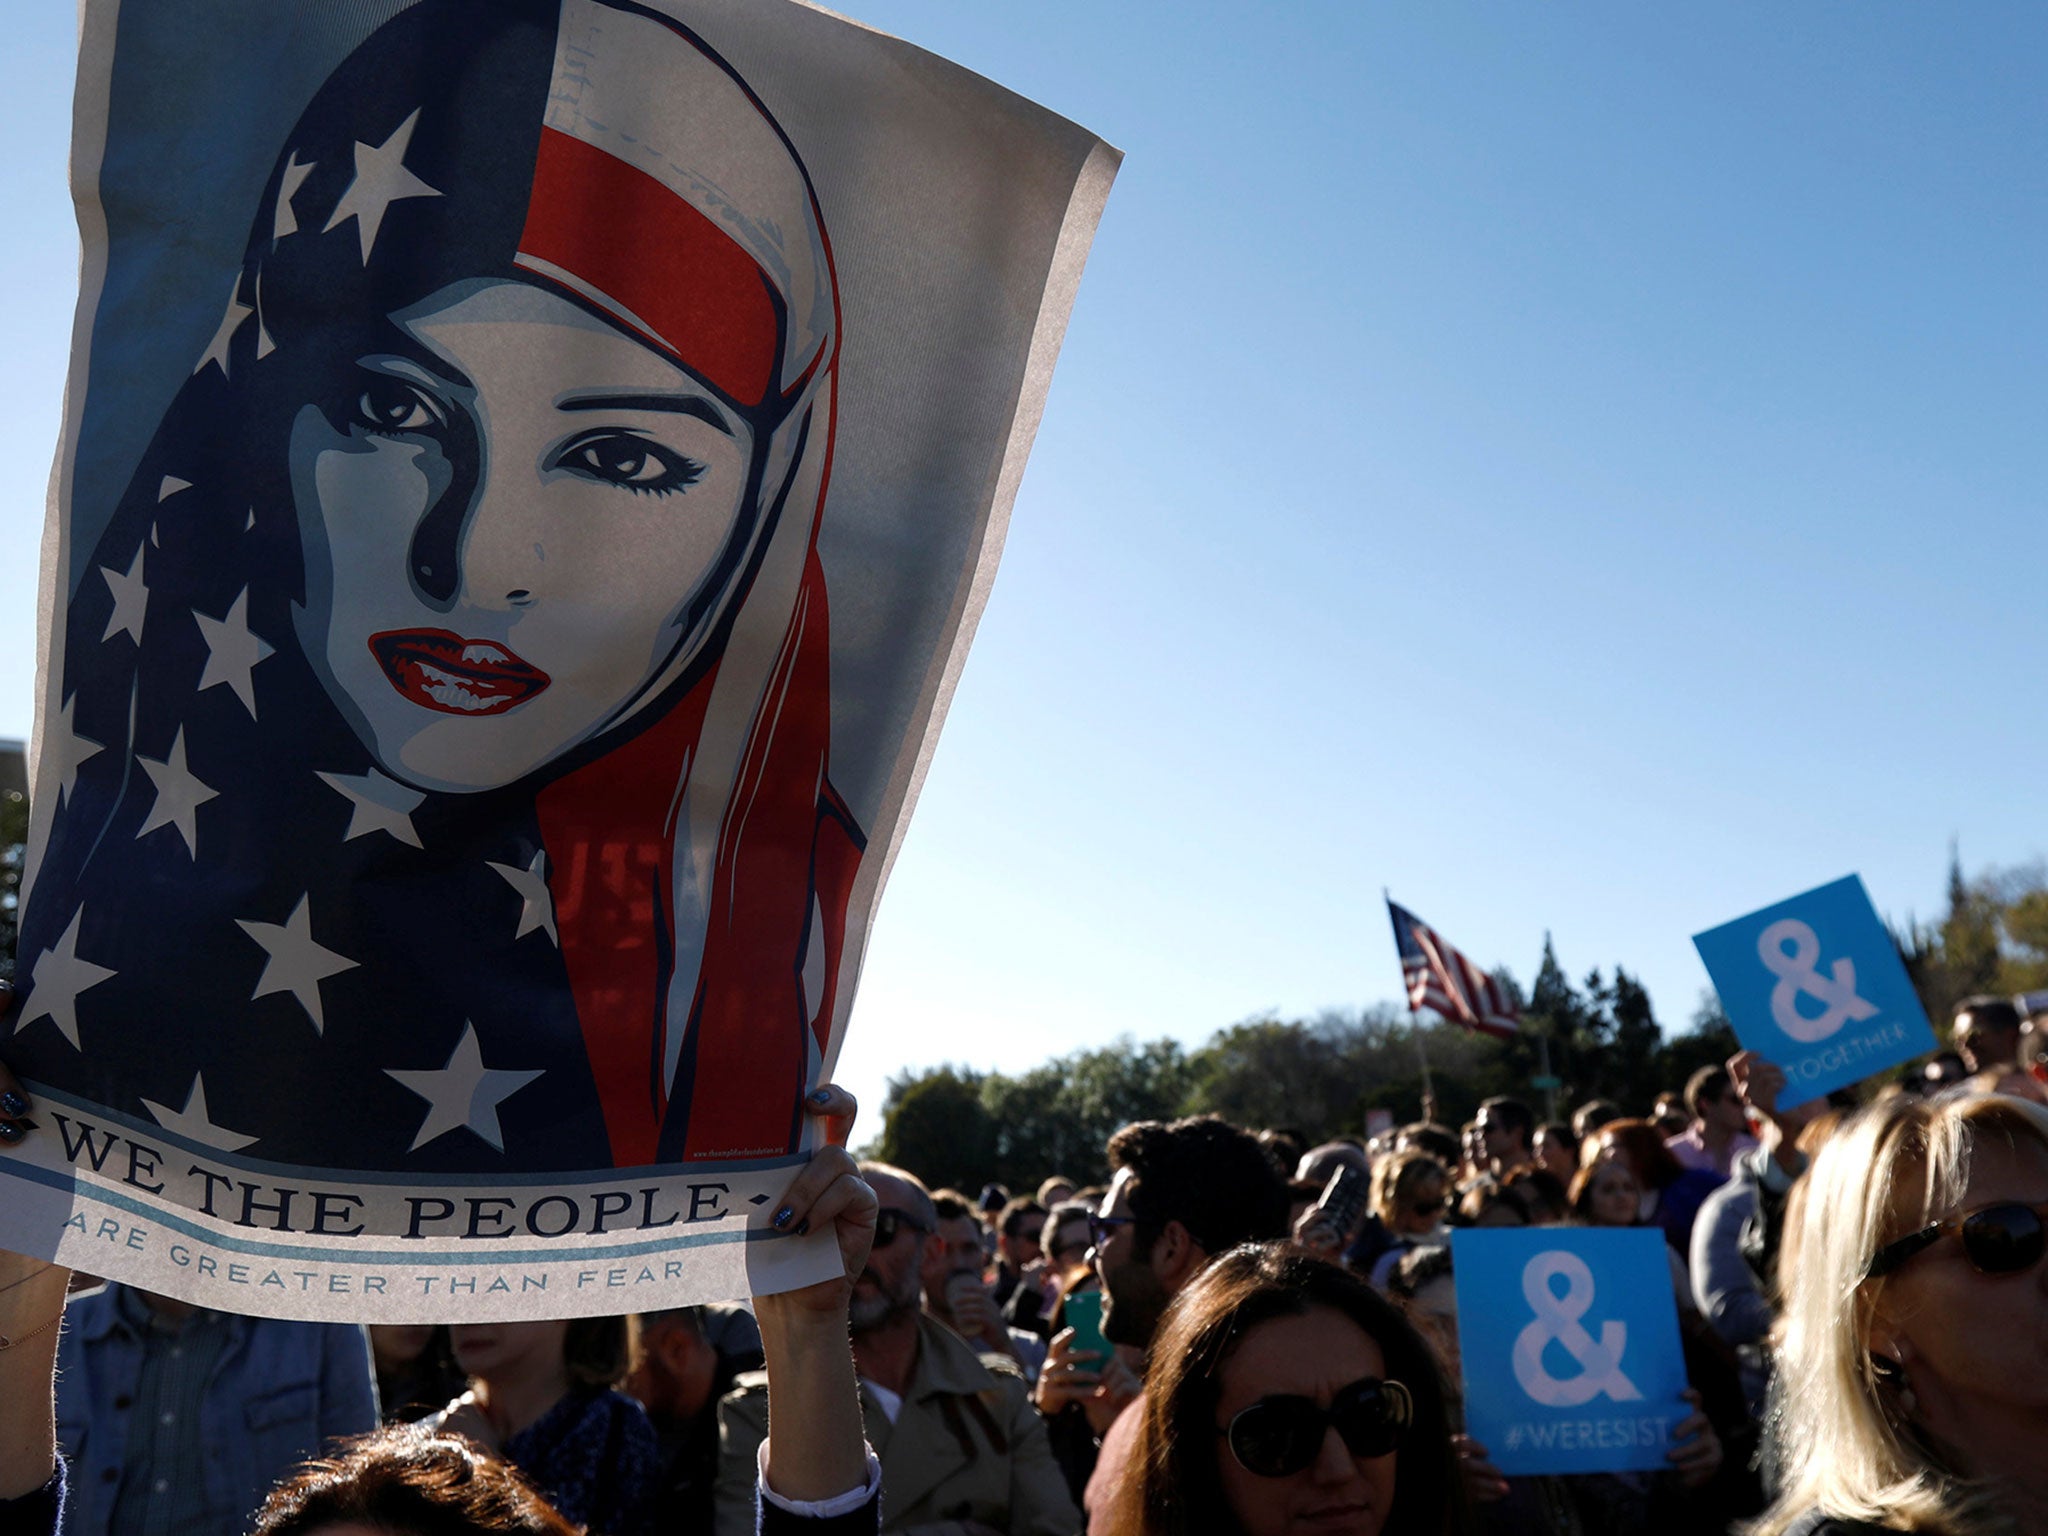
[
  {"xmin": 1511, "ymin": 1250, "xmax": 1642, "ymax": 1408},
  {"xmin": 1454, "ymin": 1228, "xmax": 1691, "ymax": 1476},
  {"xmin": 1757, "ymin": 917, "xmax": 1877, "ymax": 1043},
  {"xmin": 1695, "ymin": 875, "xmax": 1936, "ymax": 1107}
]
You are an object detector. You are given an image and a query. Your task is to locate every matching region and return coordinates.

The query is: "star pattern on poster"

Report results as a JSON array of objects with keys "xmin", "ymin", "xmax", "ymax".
[
  {"xmin": 136, "ymin": 727, "xmax": 218, "ymax": 860},
  {"xmin": 237, "ymin": 893, "xmax": 357, "ymax": 1034},
  {"xmin": 317, "ymin": 769, "xmax": 425, "ymax": 847},
  {"xmin": 272, "ymin": 150, "xmax": 316, "ymax": 242},
  {"xmin": 324, "ymin": 108, "xmax": 440, "ymax": 263},
  {"xmin": 488, "ymin": 849, "xmax": 559, "ymax": 945},
  {"xmin": 99, "ymin": 546, "xmax": 148, "ymax": 645},
  {"xmin": 141, "ymin": 1072, "xmax": 258, "ymax": 1154},
  {"xmin": 15, "ymin": 909, "xmax": 116, "ymax": 1050},
  {"xmin": 195, "ymin": 276, "xmax": 253, "ymax": 379},
  {"xmin": 385, "ymin": 1022, "xmax": 543, "ymax": 1152},
  {"xmin": 193, "ymin": 588, "xmax": 275, "ymax": 718},
  {"xmin": 157, "ymin": 476, "xmax": 192, "ymax": 502},
  {"xmin": 55, "ymin": 696, "xmax": 104, "ymax": 808}
]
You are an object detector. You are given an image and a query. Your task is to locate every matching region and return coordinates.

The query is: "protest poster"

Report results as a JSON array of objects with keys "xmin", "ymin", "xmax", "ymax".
[
  {"xmin": 1693, "ymin": 875, "xmax": 1935, "ymax": 1109},
  {"xmin": 1, "ymin": 0, "xmax": 1117, "ymax": 1320},
  {"xmin": 1452, "ymin": 1227, "xmax": 1690, "ymax": 1476}
]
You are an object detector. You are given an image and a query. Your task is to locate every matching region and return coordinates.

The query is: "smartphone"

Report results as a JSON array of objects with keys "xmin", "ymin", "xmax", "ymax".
[
  {"xmin": 1315, "ymin": 1163, "xmax": 1371, "ymax": 1236},
  {"xmin": 1062, "ymin": 1287, "xmax": 1110, "ymax": 1365}
]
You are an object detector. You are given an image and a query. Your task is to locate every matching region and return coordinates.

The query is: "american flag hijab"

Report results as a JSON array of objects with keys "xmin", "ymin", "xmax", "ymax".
[{"xmin": 17, "ymin": 0, "xmax": 861, "ymax": 1173}]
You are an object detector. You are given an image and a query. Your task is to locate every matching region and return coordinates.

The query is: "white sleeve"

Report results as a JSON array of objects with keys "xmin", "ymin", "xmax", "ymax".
[{"xmin": 755, "ymin": 1439, "xmax": 882, "ymax": 1525}]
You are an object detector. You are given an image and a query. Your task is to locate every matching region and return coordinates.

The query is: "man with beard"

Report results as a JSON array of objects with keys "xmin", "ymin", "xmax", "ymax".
[
  {"xmin": 1079, "ymin": 1116, "xmax": 1291, "ymax": 1530},
  {"xmin": 715, "ymin": 1163, "xmax": 1078, "ymax": 1536}
]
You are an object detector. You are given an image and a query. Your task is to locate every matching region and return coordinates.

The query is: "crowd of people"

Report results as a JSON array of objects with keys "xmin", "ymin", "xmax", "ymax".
[{"xmin": 3, "ymin": 988, "xmax": 2048, "ymax": 1535}]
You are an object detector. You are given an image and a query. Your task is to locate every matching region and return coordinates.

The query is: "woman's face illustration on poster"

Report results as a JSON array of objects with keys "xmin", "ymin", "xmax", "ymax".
[{"xmin": 288, "ymin": 277, "xmax": 755, "ymax": 793}]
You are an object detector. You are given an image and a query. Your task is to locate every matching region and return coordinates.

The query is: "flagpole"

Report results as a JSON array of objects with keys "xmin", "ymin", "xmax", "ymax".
[
  {"xmin": 1411, "ymin": 1000, "xmax": 1438, "ymax": 1126},
  {"xmin": 1388, "ymin": 889, "xmax": 1438, "ymax": 1124}
]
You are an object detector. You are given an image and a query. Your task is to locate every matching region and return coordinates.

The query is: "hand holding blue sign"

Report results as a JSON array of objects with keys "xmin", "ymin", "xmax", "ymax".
[
  {"xmin": 1694, "ymin": 875, "xmax": 1936, "ymax": 1109},
  {"xmin": 1729, "ymin": 1049, "xmax": 1842, "ymax": 1178},
  {"xmin": 1452, "ymin": 1228, "xmax": 1699, "ymax": 1477}
]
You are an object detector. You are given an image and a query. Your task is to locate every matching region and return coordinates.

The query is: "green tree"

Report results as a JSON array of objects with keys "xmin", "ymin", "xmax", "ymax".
[
  {"xmin": 872, "ymin": 1066, "xmax": 996, "ymax": 1191},
  {"xmin": 980, "ymin": 1036, "xmax": 1194, "ymax": 1186},
  {"xmin": 1186, "ymin": 1004, "xmax": 1518, "ymax": 1143},
  {"xmin": 1652, "ymin": 991, "xmax": 1740, "ymax": 1101},
  {"xmin": 1519, "ymin": 936, "xmax": 1598, "ymax": 1104},
  {"xmin": 1891, "ymin": 850, "xmax": 2048, "ymax": 1033},
  {"xmin": 1185, "ymin": 1014, "xmax": 1355, "ymax": 1135},
  {"xmin": 1587, "ymin": 965, "xmax": 1663, "ymax": 1112},
  {"xmin": 2000, "ymin": 875, "xmax": 2048, "ymax": 993},
  {"xmin": 1390, "ymin": 1011, "xmax": 1525, "ymax": 1130},
  {"xmin": 1509, "ymin": 941, "xmax": 1679, "ymax": 1116},
  {"xmin": 1935, "ymin": 842, "xmax": 2004, "ymax": 1014}
]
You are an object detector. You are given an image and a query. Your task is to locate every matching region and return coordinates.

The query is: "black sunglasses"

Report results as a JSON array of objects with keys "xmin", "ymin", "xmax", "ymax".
[
  {"xmin": 1866, "ymin": 1200, "xmax": 2048, "ymax": 1279},
  {"xmin": 1087, "ymin": 1214, "xmax": 1138, "ymax": 1249},
  {"xmin": 874, "ymin": 1209, "xmax": 935, "ymax": 1248},
  {"xmin": 1220, "ymin": 1376, "xmax": 1413, "ymax": 1478}
]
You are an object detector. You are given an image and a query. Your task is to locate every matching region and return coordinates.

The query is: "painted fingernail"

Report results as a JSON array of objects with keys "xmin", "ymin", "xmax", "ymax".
[
  {"xmin": 0, "ymin": 1092, "xmax": 28, "ymax": 1117},
  {"xmin": 794, "ymin": 1218, "xmax": 810, "ymax": 1237},
  {"xmin": 808, "ymin": 1089, "xmax": 833, "ymax": 1106},
  {"xmin": 0, "ymin": 1121, "xmax": 24, "ymax": 1144},
  {"xmin": 771, "ymin": 1205, "xmax": 795, "ymax": 1229}
]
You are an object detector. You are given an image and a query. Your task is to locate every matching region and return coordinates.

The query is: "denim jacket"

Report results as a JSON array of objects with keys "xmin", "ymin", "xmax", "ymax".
[{"xmin": 54, "ymin": 1285, "xmax": 377, "ymax": 1536}]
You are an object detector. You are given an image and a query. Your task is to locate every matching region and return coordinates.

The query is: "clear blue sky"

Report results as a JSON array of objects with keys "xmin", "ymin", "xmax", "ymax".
[{"xmin": 5, "ymin": 4, "xmax": 2043, "ymax": 1134}]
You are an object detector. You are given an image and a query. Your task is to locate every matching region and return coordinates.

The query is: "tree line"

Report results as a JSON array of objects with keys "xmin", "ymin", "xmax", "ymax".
[
  {"xmin": 870, "ymin": 979, "xmax": 1737, "ymax": 1193},
  {"xmin": 871, "ymin": 850, "xmax": 2048, "ymax": 1191}
]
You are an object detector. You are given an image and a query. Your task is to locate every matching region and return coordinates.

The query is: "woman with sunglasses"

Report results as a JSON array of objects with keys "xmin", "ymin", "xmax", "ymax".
[
  {"xmin": 1366, "ymin": 1151, "xmax": 1451, "ymax": 1289},
  {"xmin": 1102, "ymin": 1241, "xmax": 1465, "ymax": 1536},
  {"xmin": 1754, "ymin": 1091, "xmax": 2048, "ymax": 1536}
]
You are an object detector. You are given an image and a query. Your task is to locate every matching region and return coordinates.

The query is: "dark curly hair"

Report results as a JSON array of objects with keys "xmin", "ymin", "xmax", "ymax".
[
  {"xmin": 1104, "ymin": 1242, "xmax": 1467, "ymax": 1536},
  {"xmin": 1105, "ymin": 1116, "xmax": 1291, "ymax": 1258},
  {"xmin": 254, "ymin": 1424, "xmax": 577, "ymax": 1534}
]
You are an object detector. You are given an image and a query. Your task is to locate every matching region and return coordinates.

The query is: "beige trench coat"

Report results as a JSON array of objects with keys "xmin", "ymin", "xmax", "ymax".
[{"xmin": 715, "ymin": 1314, "xmax": 1081, "ymax": 1536}]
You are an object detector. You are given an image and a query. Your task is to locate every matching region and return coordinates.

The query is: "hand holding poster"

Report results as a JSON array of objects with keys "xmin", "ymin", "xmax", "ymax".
[
  {"xmin": 1451, "ymin": 1228, "xmax": 1691, "ymax": 1476},
  {"xmin": 2, "ymin": 0, "xmax": 1115, "ymax": 1319},
  {"xmin": 1693, "ymin": 875, "xmax": 1936, "ymax": 1109}
]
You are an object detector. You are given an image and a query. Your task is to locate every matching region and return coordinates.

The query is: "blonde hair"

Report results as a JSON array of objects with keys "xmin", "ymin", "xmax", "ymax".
[
  {"xmin": 1752, "ymin": 1092, "xmax": 2048, "ymax": 1536},
  {"xmin": 1371, "ymin": 1149, "xmax": 1448, "ymax": 1228}
]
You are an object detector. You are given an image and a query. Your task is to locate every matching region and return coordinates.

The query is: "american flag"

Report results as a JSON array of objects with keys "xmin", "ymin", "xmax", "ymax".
[{"xmin": 1387, "ymin": 900, "xmax": 1521, "ymax": 1040}]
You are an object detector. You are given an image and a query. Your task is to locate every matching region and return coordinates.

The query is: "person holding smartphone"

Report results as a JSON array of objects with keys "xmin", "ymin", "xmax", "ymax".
[{"xmin": 1032, "ymin": 1276, "xmax": 1144, "ymax": 1502}]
